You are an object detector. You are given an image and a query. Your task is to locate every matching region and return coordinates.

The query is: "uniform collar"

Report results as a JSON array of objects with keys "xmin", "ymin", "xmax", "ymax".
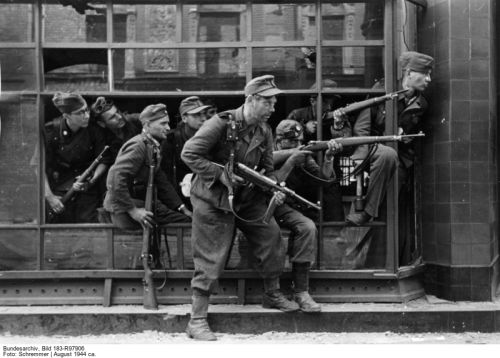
[{"xmin": 141, "ymin": 130, "xmax": 160, "ymax": 148}]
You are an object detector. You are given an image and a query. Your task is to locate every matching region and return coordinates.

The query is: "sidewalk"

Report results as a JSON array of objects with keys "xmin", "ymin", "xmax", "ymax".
[{"xmin": 1, "ymin": 296, "xmax": 499, "ymax": 335}]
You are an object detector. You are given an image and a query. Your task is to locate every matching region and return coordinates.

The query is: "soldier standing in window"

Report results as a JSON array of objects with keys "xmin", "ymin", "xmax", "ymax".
[
  {"xmin": 336, "ymin": 51, "xmax": 433, "ymax": 265},
  {"xmin": 44, "ymin": 92, "xmax": 111, "ymax": 223},
  {"xmin": 103, "ymin": 104, "xmax": 191, "ymax": 230},
  {"xmin": 273, "ymin": 119, "xmax": 343, "ymax": 312},
  {"xmin": 90, "ymin": 96, "xmax": 142, "ymax": 162},
  {"xmin": 160, "ymin": 96, "xmax": 211, "ymax": 212},
  {"xmin": 181, "ymin": 75, "xmax": 295, "ymax": 341}
]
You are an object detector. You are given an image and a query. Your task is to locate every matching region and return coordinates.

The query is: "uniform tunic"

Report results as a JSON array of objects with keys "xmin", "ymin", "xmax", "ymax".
[
  {"xmin": 352, "ymin": 92, "xmax": 427, "ymax": 265},
  {"xmin": 160, "ymin": 122, "xmax": 193, "ymax": 210},
  {"xmin": 181, "ymin": 106, "xmax": 285, "ymax": 293},
  {"xmin": 103, "ymin": 133, "xmax": 190, "ymax": 229},
  {"xmin": 44, "ymin": 116, "xmax": 110, "ymax": 223}
]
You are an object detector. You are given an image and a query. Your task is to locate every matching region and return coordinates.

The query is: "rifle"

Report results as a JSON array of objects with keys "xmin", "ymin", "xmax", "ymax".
[
  {"xmin": 47, "ymin": 145, "xmax": 109, "ymax": 222},
  {"xmin": 325, "ymin": 89, "xmax": 408, "ymax": 129},
  {"xmin": 302, "ymin": 132, "xmax": 425, "ymax": 152},
  {"xmin": 214, "ymin": 162, "xmax": 321, "ymax": 223},
  {"xmin": 141, "ymin": 145, "xmax": 158, "ymax": 310}
]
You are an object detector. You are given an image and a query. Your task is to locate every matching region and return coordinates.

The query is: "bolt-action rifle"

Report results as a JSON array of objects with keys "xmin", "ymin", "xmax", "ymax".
[
  {"xmin": 142, "ymin": 145, "xmax": 158, "ymax": 310},
  {"xmin": 302, "ymin": 132, "xmax": 425, "ymax": 152},
  {"xmin": 47, "ymin": 145, "xmax": 110, "ymax": 222},
  {"xmin": 273, "ymin": 133, "xmax": 425, "ymax": 166},
  {"xmin": 325, "ymin": 89, "xmax": 409, "ymax": 129}
]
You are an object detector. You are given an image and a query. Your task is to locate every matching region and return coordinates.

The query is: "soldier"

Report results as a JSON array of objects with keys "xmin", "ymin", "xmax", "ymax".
[
  {"xmin": 287, "ymin": 79, "xmax": 342, "ymax": 143},
  {"xmin": 160, "ymin": 96, "xmax": 211, "ymax": 212},
  {"xmin": 338, "ymin": 51, "xmax": 433, "ymax": 235},
  {"xmin": 273, "ymin": 119, "xmax": 344, "ymax": 222},
  {"xmin": 273, "ymin": 119, "xmax": 343, "ymax": 313},
  {"xmin": 103, "ymin": 104, "xmax": 191, "ymax": 230},
  {"xmin": 44, "ymin": 92, "xmax": 111, "ymax": 223},
  {"xmin": 181, "ymin": 75, "xmax": 294, "ymax": 341},
  {"xmin": 90, "ymin": 96, "xmax": 142, "ymax": 161}
]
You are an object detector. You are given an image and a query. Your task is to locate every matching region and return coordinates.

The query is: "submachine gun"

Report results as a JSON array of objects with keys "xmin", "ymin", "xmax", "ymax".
[
  {"xmin": 214, "ymin": 162, "xmax": 321, "ymax": 224},
  {"xmin": 325, "ymin": 89, "xmax": 408, "ymax": 130},
  {"xmin": 141, "ymin": 145, "xmax": 159, "ymax": 310},
  {"xmin": 47, "ymin": 145, "xmax": 110, "ymax": 222}
]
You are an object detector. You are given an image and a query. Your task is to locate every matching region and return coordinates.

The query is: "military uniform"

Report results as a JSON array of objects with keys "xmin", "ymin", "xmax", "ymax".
[
  {"xmin": 44, "ymin": 116, "xmax": 110, "ymax": 223},
  {"xmin": 102, "ymin": 113, "xmax": 142, "ymax": 161},
  {"xmin": 160, "ymin": 122, "xmax": 194, "ymax": 210},
  {"xmin": 103, "ymin": 132, "xmax": 190, "ymax": 229},
  {"xmin": 181, "ymin": 105, "xmax": 285, "ymax": 293},
  {"xmin": 348, "ymin": 51, "xmax": 433, "ymax": 263}
]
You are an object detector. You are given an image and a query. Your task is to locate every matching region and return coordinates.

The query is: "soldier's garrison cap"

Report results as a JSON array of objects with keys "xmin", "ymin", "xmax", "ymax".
[
  {"xmin": 244, "ymin": 75, "xmax": 283, "ymax": 97},
  {"xmin": 139, "ymin": 103, "xmax": 169, "ymax": 125},
  {"xmin": 400, "ymin": 51, "xmax": 434, "ymax": 73},
  {"xmin": 52, "ymin": 92, "xmax": 87, "ymax": 114}
]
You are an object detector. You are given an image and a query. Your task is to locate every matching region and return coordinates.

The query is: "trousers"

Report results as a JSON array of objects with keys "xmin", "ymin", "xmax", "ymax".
[
  {"xmin": 274, "ymin": 204, "xmax": 316, "ymax": 264},
  {"xmin": 190, "ymin": 194, "xmax": 284, "ymax": 293}
]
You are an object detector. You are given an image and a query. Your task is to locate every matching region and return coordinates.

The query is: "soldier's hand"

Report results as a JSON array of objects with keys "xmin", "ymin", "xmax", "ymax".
[
  {"xmin": 72, "ymin": 181, "xmax": 89, "ymax": 192},
  {"xmin": 128, "ymin": 207, "xmax": 156, "ymax": 229},
  {"xmin": 332, "ymin": 110, "xmax": 347, "ymax": 130},
  {"xmin": 304, "ymin": 120, "xmax": 317, "ymax": 134},
  {"xmin": 325, "ymin": 139, "xmax": 343, "ymax": 157},
  {"xmin": 272, "ymin": 191, "xmax": 286, "ymax": 206},
  {"xmin": 287, "ymin": 149, "xmax": 313, "ymax": 167},
  {"xmin": 179, "ymin": 206, "xmax": 193, "ymax": 218},
  {"xmin": 398, "ymin": 127, "xmax": 414, "ymax": 144},
  {"xmin": 46, "ymin": 194, "xmax": 64, "ymax": 213},
  {"xmin": 220, "ymin": 168, "xmax": 244, "ymax": 188}
]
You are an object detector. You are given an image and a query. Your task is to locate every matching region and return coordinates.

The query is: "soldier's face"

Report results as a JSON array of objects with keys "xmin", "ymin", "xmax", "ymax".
[
  {"xmin": 251, "ymin": 95, "xmax": 276, "ymax": 122},
  {"xmin": 147, "ymin": 116, "xmax": 170, "ymax": 140},
  {"xmin": 310, "ymin": 95, "xmax": 337, "ymax": 112},
  {"xmin": 183, "ymin": 110, "xmax": 208, "ymax": 131},
  {"xmin": 68, "ymin": 104, "xmax": 90, "ymax": 128},
  {"xmin": 405, "ymin": 70, "xmax": 432, "ymax": 92},
  {"xmin": 279, "ymin": 135, "xmax": 303, "ymax": 150},
  {"xmin": 101, "ymin": 106, "xmax": 125, "ymax": 130}
]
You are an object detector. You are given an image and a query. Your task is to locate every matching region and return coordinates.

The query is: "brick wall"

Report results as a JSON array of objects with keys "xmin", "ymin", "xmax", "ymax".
[{"xmin": 418, "ymin": 0, "xmax": 499, "ymax": 300}]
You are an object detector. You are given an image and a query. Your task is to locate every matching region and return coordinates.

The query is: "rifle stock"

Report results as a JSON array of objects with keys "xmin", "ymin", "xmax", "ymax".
[
  {"xmin": 142, "ymin": 146, "xmax": 158, "ymax": 310},
  {"xmin": 303, "ymin": 132, "xmax": 425, "ymax": 152},
  {"xmin": 47, "ymin": 145, "xmax": 110, "ymax": 222}
]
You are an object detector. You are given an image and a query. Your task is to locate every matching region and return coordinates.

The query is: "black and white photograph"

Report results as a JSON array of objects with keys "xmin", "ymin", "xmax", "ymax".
[{"xmin": 0, "ymin": 0, "xmax": 499, "ymax": 355}]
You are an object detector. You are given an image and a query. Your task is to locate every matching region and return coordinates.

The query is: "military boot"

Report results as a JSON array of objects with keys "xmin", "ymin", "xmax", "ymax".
[
  {"xmin": 262, "ymin": 290, "xmax": 300, "ymax": 312},
  {"xmin": 186, "ymin": 289, "xmax": 216, "ymax": 341},
  {"xmin": 186, "ymin": 318, "xmax": 216, "ymax": 341},
  {"xmin": 262, "ymin": 277, "xmax": 299, "ymax": 312},
  {"xmin": 292, "ymin": 262, "xmax": 321, "ymax": 313}
]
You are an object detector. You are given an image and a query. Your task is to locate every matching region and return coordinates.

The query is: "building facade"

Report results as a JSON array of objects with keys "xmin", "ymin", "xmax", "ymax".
[{"xmin": 0, "ymin": 0, "xmax": 498, "ymax": 304}]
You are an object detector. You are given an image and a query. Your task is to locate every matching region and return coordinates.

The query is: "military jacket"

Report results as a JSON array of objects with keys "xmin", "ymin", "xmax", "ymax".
[
  {"xmin": 351, "ymin": 92, "xmax": 427, "ymax": 166},
  {"xmin": 181, "ymin": 105, "xmax": 278, "ymax": 211},
  {"xmin": 160, "ymin": 122, "xmax": 192, "ymax": 207},
  {"xmin": 102, "ymin": 113, "xmax": 142, "ymax": 161},
  {"xmin": 103, "ymin": 133, "xmax": 183, "ymax": 213},
  {"xmin": 44, "ymin": 116, "xmax": 110, "ymax": 190}
]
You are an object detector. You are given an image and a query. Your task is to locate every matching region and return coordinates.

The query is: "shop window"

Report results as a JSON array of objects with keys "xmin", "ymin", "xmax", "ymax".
[
  {"xmin": 43, "ymin": 1, "xmax": 107, "ymax": 43},
  {"xmin": 43, "ymin": 48, "xmax": 108, "ymax": 91},
  {"xmin": 0, "ymin": 49, "xmax": 37, "ymax": 91},
  {"xmin": 0, "ymin": 230, "xmax": 38, "ymax": 270},
  {"xmin": 0, "ymin": 3, "xmax": 34, "ymax": 42},
  {"xmin": 0, "ymin": 95, "xmax": 39, "ymax": 225},
  {"xmin": 321, "ymin": 46, "xmax": 384, "ymax": 88},
  {"xmin": 112, "ymin": 48, "xmax": 246, "ymax": 92},
  {"xmin": 321, "ymin": 1, "xmax": 384, "ymax": 41},
  {"xmin": 252, "ymin": 3, "xmax": 315, "ymax": 42}
]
